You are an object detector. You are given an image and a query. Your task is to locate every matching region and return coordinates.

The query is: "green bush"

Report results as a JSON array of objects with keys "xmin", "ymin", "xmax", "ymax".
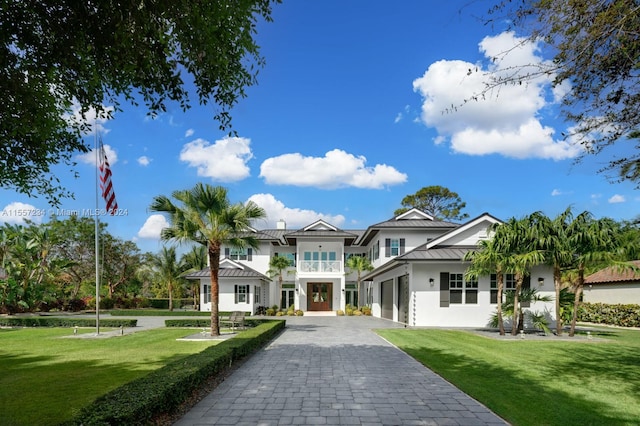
[
  {"xmin": 110, "ymin": 309, "xmax": 211, "ymax": 317},
  {"xmin": 165, "ymin": 318, "xmax": 265, "ymax": 328},
  {"xmin": 0, "ymin": 317, "xmax": 137, "ymax": 328},
  {"xmin": 62, "ymin": 320, "xmax": 285, "ymax": 426},
  {"xmin": 295, "ymin": 310, "xmax": 304, "ymax": 316},
  {"xmin": 578, "ymin": 302, "xmax": 640, "ymax": 327},
  {"xmin": 265, "ymin": 308, "xmax": 275, "ymax": 316},
  {"xmin": 336, "ymin": 309, "xmax": 344, "ymax": 316}
]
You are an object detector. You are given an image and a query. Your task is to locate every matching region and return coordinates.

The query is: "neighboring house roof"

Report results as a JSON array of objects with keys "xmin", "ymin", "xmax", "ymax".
[
  {"xmin": 585, "ymin": 260, "xmax": 640, "ymax": 284},
  {"xmin": 185, "ymin": 258, "xmax": 270, "ymax": 281}
]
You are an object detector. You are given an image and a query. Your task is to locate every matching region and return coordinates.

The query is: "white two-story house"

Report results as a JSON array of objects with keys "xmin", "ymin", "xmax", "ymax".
[{"xmin": 187, "ymin": 209, "xmax": 556, "ymax": 328}]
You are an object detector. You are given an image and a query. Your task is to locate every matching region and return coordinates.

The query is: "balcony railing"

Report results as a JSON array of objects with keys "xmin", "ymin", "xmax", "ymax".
[{"xmin": 299, "ymin": 260, "xmax": 342, "ymax": 273}]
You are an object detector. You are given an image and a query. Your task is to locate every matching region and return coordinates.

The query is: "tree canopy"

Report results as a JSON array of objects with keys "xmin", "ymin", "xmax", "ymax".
[
  {"xmin": 394, "ymin": 185, "xmax": 469, "ymax": 221},
  {"xmin": 0, "ymin": 0, "xmax": 279, "ymax": 205},
  {"xmin": 483, "ymin": 0, "xmax": 640, "ymax": 185}
]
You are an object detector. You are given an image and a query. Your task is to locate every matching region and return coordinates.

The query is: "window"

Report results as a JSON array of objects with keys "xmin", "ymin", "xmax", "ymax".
[
  {"xmin": 254, "ymin": 286, "xmax": 261, "ymax": 304},
  {"xmin": 449, "ymin": 273, "xmax": 464, "ymax": 304},
  {"xmin": 490, "ymin": 274, "xmax": 498, "ymax": 304},
  {"xmin": 275, "ymin": 252, "xmax": 296, "ymax": 266},
  {"xmin": 373, "ymin": 240, "xmax": 380, "ymax": 260},
  {"xmin": 203, "ymin": 283, "xmax": 211, "ymax": 304},
  {"xmin": 345, "ymin": 283, "xmax": 358, "ymax": 307},
  {"xmin": 465, "ymin": 278, "xmax": 478, "ymax": 304},
  {"xmin": 234, "ymin": 285, "xmax": 249, "ymax": 303},
  {"xmin": 505, "ymin": 274, "xmax": 516, "ymax": 292},
  {"xmin": 230, "ymin": 248, "xmax": 248, "ymax": 260},
  {"xmin": 390, "ymin": 238, "xmax": 400, "ymax": 256}
]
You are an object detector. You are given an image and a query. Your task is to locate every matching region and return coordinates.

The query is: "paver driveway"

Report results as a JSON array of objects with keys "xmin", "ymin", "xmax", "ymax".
[{"xmin": 174, "ymin": 316, "xmax": 508, "ymax": 426}]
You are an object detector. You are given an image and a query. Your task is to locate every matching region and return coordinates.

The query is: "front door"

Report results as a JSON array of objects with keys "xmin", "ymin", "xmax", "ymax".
[{"xmin": 307, "ymin": 283, "xmax": 332, "ymax": 311}]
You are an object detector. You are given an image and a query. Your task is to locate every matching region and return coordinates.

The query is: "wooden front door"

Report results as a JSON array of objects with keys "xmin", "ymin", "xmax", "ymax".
[{"xmin": 307, "ymin": 283, "xmax": 332, "ymax": 311}]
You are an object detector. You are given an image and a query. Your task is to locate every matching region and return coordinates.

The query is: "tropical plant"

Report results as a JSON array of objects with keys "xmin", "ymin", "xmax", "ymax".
[
  {"xmin": 465, "ymin": 234, "xmax": 508, "ymax": 335},
  {"xmin": 181, "ymin": 245, "xmax": 207, "ymax": 310},
  {"xmin": 147, "ymin": 246, "xmax": 186, "ymax": 312},
  {"xmin": 489, "ymin": 288, "xmax": 551, "ymax": 334},
  {"xmin": 267, "ymin": 255, "xmax": 294, "ymax": 310},
  {"xmin": 345, "ymin": 254, "xmax": 374, "ymax": 307},
  {"xmin": 149, "ymin": 183, "xmax": 266, "ymax": 336}
]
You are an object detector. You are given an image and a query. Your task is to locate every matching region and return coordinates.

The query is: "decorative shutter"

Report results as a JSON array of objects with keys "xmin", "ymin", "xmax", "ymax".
[
  {"xmin": 521, "ymin": 276, "xmax": 531, "ymax": 307},
  {"xmin": 224, "ymin": 248, "xmax": 230, "ymax": 257},
  {"xmin": 440, "ymin": 272, "xmax": 450, "ymax": 307},
  {"xmin": 400, "ymin": 238, "xmax": 405, "ymax": 255},
  {"xmin": 248, "ymin": 248, "xmax": 253, "ymax": 261},
  {"xmin": 385, "ymin": 239, "xmax": 390, "ymax": 257},
  {"xmin": 234, "ymin": 285, "xmax": 238, "ymax": 303}
]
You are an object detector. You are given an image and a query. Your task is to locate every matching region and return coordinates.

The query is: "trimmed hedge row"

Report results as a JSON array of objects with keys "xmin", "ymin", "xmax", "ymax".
[
  {"xmin": 165, "ymin": 318, "xmax": 262, "ymax": 328},
  {"xmin": 0, "ymin": 317, "xmax": 137, "ymax": 328},
  {"xmin": 578, "ymin": 302, "xmax": 640, "ymax": 327},
  {"xmin": 61, "ymin": 319, "xmax": 285, "ymax": 426},
  {"xmin": 109, "ymin": 309, "xmax": 212, "ymax": 317}
]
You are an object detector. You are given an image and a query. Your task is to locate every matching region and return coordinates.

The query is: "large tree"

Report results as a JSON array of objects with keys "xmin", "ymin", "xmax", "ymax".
[
  {"xmin": 1, "ymin": 0, "xmax": 279, "ymax": 205},
  {"xmin": 483, "ymin": 0, "xmax": 640, "ymax": 185},
  {"xmin": 394, "ymin": 185, "xmax": 469, "ymax": 221},
  {"xmin": 150, "ymin": 183, "xmax": 266, "ymax": 336},
  {"xmin": 148, "ymin": 246, "xmax": 185, "ymax": 312}
]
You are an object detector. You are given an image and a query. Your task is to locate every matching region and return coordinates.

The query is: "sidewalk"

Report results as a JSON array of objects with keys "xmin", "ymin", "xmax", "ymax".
[{"xmin": 174, "ymin": 316, "xmax": 508, "ymax": 425}]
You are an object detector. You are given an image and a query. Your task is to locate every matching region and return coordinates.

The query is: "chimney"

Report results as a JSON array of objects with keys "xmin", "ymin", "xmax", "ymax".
[{"xmin": 276, "ymin": 219, "xmax": 286, "ymax": 230}]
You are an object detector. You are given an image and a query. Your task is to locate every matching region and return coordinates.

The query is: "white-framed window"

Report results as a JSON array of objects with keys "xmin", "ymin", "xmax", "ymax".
[
  {"xmin": 465, "ymin": 278, "xmax": 478, "ymax": 304},
  {"xmin": 230, "ymin": 248, "xmax": 248, "ymax": 261},
  {"xmin": 390, "ymin": 238, "xmax": 400, "ymax": 256},
  {"xmin": 490, "ymin": 274, "xmax": 498, "ymax": 304},
  {"xmin": 254, "ymin": 285, "xmax": 261, "ymax": 304},
  {"xmin": 234, "ymin": 284, "xmax": 249, "ymax": 303},
  {"xmin": 373, "ymin": 240, "xmax": 380, "ymax": 260},
  {"xmin": 449, "ymin": 273, "xmax": 464, "ymax": 304},
  {"xmin": 203, "ymin": 283, "xmax": 211, "ymax": 304}
]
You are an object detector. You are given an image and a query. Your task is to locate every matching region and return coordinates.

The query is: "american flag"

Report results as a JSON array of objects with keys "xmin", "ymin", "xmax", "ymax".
[{"xmin": 99, "ymin": 140, "xmax": 118, "ymax": 215}]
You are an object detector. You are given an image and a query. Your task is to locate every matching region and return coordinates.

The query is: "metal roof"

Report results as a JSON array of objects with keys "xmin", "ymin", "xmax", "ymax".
[
  {"xmin": 185, "ymin": 266, "xmax": 269, "ymax": 280},
  {"xmin": 397, "ymin": 245, "xmax": 476, "ymax": 261}
]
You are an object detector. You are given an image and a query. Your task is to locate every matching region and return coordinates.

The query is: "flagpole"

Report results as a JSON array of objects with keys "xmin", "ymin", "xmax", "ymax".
[{"xmin": 95, "ymin": 132, "xmax": 100, "ymax": 335}]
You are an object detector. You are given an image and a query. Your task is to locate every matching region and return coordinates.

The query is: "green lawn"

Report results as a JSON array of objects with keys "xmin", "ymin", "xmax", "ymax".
[
  {"xmin": 0, "ymin": 327, "xmax": 220, "ymax": 426},
  {"xmin": 376, "ymin": 327, "xmax": 640, "ymax": 426}
]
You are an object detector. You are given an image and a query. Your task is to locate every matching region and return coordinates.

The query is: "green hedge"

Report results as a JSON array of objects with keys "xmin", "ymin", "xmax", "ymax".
[
  {"xmin": 578, "ymin": 302, "xmax": 640, "ymax": 327},
  {"xmin": 147, "ymin": 298, "xmax": 194, "ymax": 309},
  {"xmin": 165, "ymin": 318, "xmax": 262, "ymax": 328},
  {"xmin": 109, "ymin": 309, "xmax": 212, "ymax": 317},
  {"xmin": 61, "ymin": 319, "xmax": 285, "ymax": 426},
  {"xmin": 0, "ymin": 317, "xmax": 137, "ymax": 328}
]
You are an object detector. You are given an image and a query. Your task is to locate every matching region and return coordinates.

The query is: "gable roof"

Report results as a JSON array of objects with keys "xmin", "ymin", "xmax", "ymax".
[
  {"xmin": 585, "ymin": 260, "xmax": 640, "ymax": 284},
  {"xmin": 185, "ymin": 258, "xmax": 269, "ymax": 280},
  {"xmin": 425, "ymin": 212, "xmax": 501, "ymax": 250},
  {"xmin": 357, "ymin": 210, "xmax": 457, "ymax": 246}
]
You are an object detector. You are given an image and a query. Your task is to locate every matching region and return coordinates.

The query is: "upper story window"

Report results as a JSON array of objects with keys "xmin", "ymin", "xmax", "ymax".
[
  {"xmin": 225, "ymin": 247, "xmax": 253, "ymax": 261},
  {"xmin": 373, "ymin": 240, "xmax": 380, "ymax": 260},
  {"xmin": 385, "ymin": 238, "xmax": 405, "ymax": 257},
  {"xmin": 275, "ymin": 252, "xmax": 296, "ymax": 266}
]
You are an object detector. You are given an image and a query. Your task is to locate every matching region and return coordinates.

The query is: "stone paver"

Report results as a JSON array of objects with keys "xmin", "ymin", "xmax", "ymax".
[{"xmin": 174, "ymin": 316, "xmax": 508, "ymax": 426}]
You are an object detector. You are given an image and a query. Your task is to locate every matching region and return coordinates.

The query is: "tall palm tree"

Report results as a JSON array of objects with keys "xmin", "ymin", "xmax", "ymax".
[
  {"xmin": 181, "ymin": 245, "xmax": 207, "ymax": 310},
  {"xmin": 464, "ymin": 235, "xmax": 508, "ymax": 335},
  {"xmin": 566, "ymin": 213, "xmax": 618, "ymax": 336},
  {"xmin": 150, "ymin": 183, "xmax": 266, "ymax": 336},
  {"xmin": 495, "ymin": 215, "xmax": 546, "ymax": 335},
  {"xmin": 149, "ymin": 246, "xmax": 185, "ymax": 312},
  {"xmin": 267, "ymin": 255, "xmax": 294, "ymax": 310},
  {"xmin": 345, "ymin": 255, "xmax": 374, "ymax": 307}
]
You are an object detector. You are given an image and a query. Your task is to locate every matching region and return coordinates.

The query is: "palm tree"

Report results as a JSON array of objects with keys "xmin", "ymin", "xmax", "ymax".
[
  {"xmin": 181, "ymin": 245, "xmax": 207, "ymax": 310},
  {"xmin": 464, "ymin": 235, "xmax": 508, "ymax": 335},
  {"xmin": 149, "ymin": 246, "xmax": 185, "ymax": 312},
  {"xmin": 566, "ymin": 213, "xmax": 618, "ymax": 336},
  {"xmin": 267, "ymin": 255, "xmax": 294, "ymax": 310},
  {"xmin": 150, "ymin": 183, "xmax": 266, "ymax": 336},
  {"xmin": 344, "ymin": 255, "xmax": 373, "ymax": 307},
  {"xmin": 496, "ymin": 215, "xmax": 546, "ymax": 335}
]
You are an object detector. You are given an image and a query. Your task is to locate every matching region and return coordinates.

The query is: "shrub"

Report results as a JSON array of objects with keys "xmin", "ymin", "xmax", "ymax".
[
  {"xmin": 0, "ymin": 317, "xmax": 137, "ymax": 328},
  {"xmin": 276, "ymin": 311, "xmax": 284, "ymax": 317},
  {"xmin": 336, "ymin": 309, "xmax": 344, "ymax": 316},
  {"xmin": 578, "ymin": 302, "xmax": 640, "ymax": 327},
  {"xmin": 295, "ymin": 310, "xmax": 304, "ymax": 316},
  {"xmin": 361, "ymin": 306, "xmax": 372, "ymax": 316},
  {"xmin": 63, "ymin": 320, "xmax": 285, "ymax": 426},
  {"xmin": 353, "ymin": 310, "xmax": 363, "ymax": 316},
  {"xmin": 345, "ymin": 308, "xmax": 353, "ymax": 316},
  {"xmin": 265, "ymin": 308, "xmax": 275, "ymax": 316},
  {"xmin": 287, "ymin": 310, "xmax": 295, "ymax": 316}
]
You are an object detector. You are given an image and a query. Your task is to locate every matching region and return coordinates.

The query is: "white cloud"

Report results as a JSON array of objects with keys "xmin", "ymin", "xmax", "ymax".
[
  {"xmin": 608, "ymin": 194, "xmax": 626, "ymax": 204},
  {"xmin": 0, "ymin": 202, "xmax": 43, "ymax": 224},
  {"xmin": 76, "ymin": 144, "xmax": 118, "ymax": 167},
  {"xmin": 137, "ymin": 214, "xmax": 170, "ymax": 239},
  {"xmin": 551, "ymin": 189, "xmax": 562, "ymax": 196},
  {"xmin": 259, "ymin": 149, "xmax": 407, "ymax": 189},
  {"xmin": 185, "ymin": 128, "xmax": 194, "ymax": 138},
  {"xmin": 137, "ymin": 156, "xmax": 151, "ymax": 166},
  {"xmin": 413, "ymin": 31, "xmax": 581, "ymax": 160},
  {"xmin": 180, "ymin": 136, "xmax": 253, "ymax": 182},
  {"xmin": 64, "ymin": 102, "xmax": 113, "ymax": 136},
  {"xmin": 248, "ymin": 193, "xmax": 346, "ymax": 228}
]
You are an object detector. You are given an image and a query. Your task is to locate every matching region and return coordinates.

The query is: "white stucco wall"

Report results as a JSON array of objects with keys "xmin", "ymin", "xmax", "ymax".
[{"xmin": 583, "ymin": 283, "xmax": 640, "ymax": 304}]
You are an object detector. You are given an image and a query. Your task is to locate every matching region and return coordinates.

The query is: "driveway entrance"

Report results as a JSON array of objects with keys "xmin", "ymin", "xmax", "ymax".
[{"xmin": 307, "ymin": 282, "xmax": 332, "ymax": 311}]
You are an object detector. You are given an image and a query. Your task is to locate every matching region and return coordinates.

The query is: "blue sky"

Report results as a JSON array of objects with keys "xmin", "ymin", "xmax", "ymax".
[{"xmin": 1, "ymin": 0, "xmax": 637, "ymax": 254}]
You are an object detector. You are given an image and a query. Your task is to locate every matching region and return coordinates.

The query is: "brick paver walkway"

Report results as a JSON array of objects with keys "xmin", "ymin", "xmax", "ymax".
[{"xmin": 174, "ymin": 316, "xmax": 508, "ymax": 425}]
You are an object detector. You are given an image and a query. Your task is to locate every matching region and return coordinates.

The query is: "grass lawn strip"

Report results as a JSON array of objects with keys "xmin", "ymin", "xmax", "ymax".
[
  {"xmin": 0, "ymin": 328, "xmax": 220, "ymax": 426},
  {"xmin": 376, "ymin": 328, "xmax": 640, "ymax": 426}
]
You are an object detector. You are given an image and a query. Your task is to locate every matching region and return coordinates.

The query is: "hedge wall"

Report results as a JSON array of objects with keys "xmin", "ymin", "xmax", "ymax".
[
  {"xmin": 578, "ymin": 302, "xmax": 640, "ymax": 327},
  {"xmin": 0, "ymin": 317, "xmax": 137, "ymax": 328},
  {"xmin": 164, "ymin": 318, "xmax": 262, "ymax": 328},
  {"xmin": 60, "ymin": 319, "xmax": 285, "ymax": 426}
]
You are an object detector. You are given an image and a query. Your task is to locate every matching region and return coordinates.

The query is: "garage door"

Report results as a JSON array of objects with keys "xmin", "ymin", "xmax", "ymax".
[{"xmin": 381, "ymin": 279, "xmax": 393, "ymax": 320}]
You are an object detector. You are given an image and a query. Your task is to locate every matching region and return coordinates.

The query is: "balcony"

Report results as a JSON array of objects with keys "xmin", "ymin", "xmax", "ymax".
[{"xmin": 299, "ymin": 260, "xmax": 342, "ymax": 273}]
